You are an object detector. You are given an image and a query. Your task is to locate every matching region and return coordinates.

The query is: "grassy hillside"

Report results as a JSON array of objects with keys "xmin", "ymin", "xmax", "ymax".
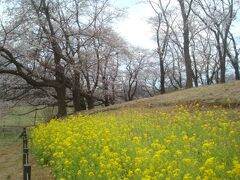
[
  {"xmin": 30, "ymin": 81, "xmax": 240, "ymax": 179},
  {"xmin": 88, "ymin": 80, "xmax": 240, "ymax": 113}
]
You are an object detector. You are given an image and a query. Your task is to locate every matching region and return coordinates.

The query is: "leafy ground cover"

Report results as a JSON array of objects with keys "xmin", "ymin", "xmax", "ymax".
[{"xmin": 31, "ymin": 105, "xmax": 240, "ymax": 179}]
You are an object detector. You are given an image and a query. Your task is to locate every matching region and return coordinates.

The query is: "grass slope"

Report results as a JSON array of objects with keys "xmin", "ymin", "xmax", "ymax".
[{"xmin": 88, "ymin": 80, "xmax": 240, "ymax": 113}]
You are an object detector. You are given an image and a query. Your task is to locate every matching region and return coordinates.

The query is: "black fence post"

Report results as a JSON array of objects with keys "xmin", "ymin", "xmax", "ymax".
[
  {"xmin": 22, "ymin": 127, "xmax": 31, "ymax": 180},
  {"xmin": 23, "ymin": 148, "xmax": 29, "ymax": 165},
  {"xmin": 23, "ymin": 164, "xmax": 31, "ymax": 180},
  {"xmin": 23, "ymin": 137, "xmax": 28, "ymax": 149},
  {"xmin": 22, "ymin": 127, "xmax": 27, "ymax": 137},
  {"xmin": 22, "ymin": 127, "xmax": 28, "ymax": 149}
]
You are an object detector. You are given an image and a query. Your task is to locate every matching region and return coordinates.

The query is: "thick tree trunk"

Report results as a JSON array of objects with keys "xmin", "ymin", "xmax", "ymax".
[
  {"xmin": 221, "ymin": 1, "xmax": 233, "ymax": 83},
  {"xmin": 104, "ymin": 95, "xmax": 110, "ymax": 106},
  {"xmin": 86, "ymin": 96, "xmax": 94, "ymax": 110},
  {"xmin": 110, "ymin": 84, "xmax": 116, "ymax": 105},
  {"xmin": 103, "ymin": 79, "xmax": 110, "ymax": 106},
  {"xmin": 234, "ymin": 64, "xmax": 240, "ymax": 80},
  {"xmin": 160, "ymin": 57, "xmax": 165, "ymax": 94},
  {"xmin": 54, "ymin": 63, "xmax": 67, "ymax": 117},
  {"xmin": 193, "ymin": 71, "xmax": 198, "ymax": 87},
  {"xmin": 73, "ymin": 71, "xmax": 86, "ymax": 112},
  {"xmin": 41, "ymin": 1, "xmax": 68, "ymax": 117},
  {"xmin": 227, "ymin": 53, "xmax": 240, "ymax": 81},
  {"xmin": 156, "ymin": 26, "xmax": 166, "ymax": 94},
  {"xmin": 178, "ymin": 0, "xmax": 193, "ymax": 88},
  {"xmin": 183, "ymin": 30, "xmax": 193, "ymax": 88},
  {"xmin": 192, "ymin": 51, "xmax": 198, "ymax": 87},
  {"xmin": 229, "ymin": 33, "xmax": 239, "ymax": 80},
  {"xmin": 216, "ymin": 39, "xmax": 225, "ymax": 83},
  {"xmin": 55, "ymin": 64, "xmax": 67, "ymax": 117},
  {"xmin": 128, "ymin": 81, "xmax": 137, "ymax": 101},
  {"xmin": 220, "ymin": 59, "xmax": 226, "ymax": 83},
  {"xmin": 215, "ymin": 70, "xmax": 220, "ymax": 84},
  {"xmin": 55, "ymin": 86, "xmax": 67, "ymax": 117},
  {"xmin": 73, "ymin": 89, "xmax": 86, "ymax": 111},
  {"xmin": 233, "ymin": 62, "xmax": 240, "ymax": 80},
  {"xmin": 227, "ymin": 55, "xmax": 240, "ymax": 81},
  {"xmin": 104, "ymin": 90, "xmax": 110, "ymax": 106}
]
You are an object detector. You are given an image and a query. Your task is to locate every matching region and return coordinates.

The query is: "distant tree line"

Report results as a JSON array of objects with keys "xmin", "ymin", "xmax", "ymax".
[
  {"xmin": 0, "ymin": 0, "xmax": 239, "ymax": 117},
  {"xmin": 148, "ymin": 0, "xmax": 239, "ymax": 91}
]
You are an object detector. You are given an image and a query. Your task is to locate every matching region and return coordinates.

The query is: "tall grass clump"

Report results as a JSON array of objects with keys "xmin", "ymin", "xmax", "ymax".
[{"xmin": 31, "ymin": 105, "xmax": 240, "ymax": 179}]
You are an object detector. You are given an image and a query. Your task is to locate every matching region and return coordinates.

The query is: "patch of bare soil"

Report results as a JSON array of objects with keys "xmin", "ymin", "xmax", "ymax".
[{"xmin": 0, "ymin": 141, "xmax": 53, "ymax": 180}]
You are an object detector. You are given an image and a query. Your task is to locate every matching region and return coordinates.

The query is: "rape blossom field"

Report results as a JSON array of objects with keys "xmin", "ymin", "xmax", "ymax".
[{"xmin": 31, "ymin": 105, "xmax": 240, "ymax": 179}]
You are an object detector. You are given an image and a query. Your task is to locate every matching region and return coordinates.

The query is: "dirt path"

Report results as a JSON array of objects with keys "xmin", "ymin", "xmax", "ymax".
[{"xmin": 0, "ymin": 141, "xmax": 53, "ymax": 180}]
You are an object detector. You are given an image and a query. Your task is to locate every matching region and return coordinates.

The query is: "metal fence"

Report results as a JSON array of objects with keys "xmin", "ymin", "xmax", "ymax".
[{"xmin": 22, "ymin": 127, "xmax": 31, "ymax": 180}]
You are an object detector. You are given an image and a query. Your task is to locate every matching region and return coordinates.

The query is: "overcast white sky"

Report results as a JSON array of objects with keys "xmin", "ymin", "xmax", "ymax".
[
  {"xmin": 112, "ymin": 0, "xmax": 240, "ymax": 50},
  {"xmin": 112, "ymin": 0, "xmax": 156, "ymax": 50},
  {"xmin": 0, "ymin": 0, "xmax": 239, "ymax": 50}
]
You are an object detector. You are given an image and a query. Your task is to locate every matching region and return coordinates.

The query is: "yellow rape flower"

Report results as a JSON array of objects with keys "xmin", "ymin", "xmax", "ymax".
[
  {"xmin": 202, "ymin": 141, "xmax": 215, "ymax": 149},
  {"xmin": 183, "ymin": 158, "xmax": 192, "ymax": 165},
  {"xmin": 204, "ymin": 157, "xmax": 215, "ymax": 167},
  {"xmin": 183, "ymin": 173, "xmax": 192, "ymax": 180},
  {"xmin": 231, "ymin": 160, "xmax": 240, "ymax": 176},
  {"xmin": 134, "ymin": 168, "xmax": 141, "ymax": 174},
  {"xmin": 88, "ymin": 172, "xmax": 94, "ymax": 176}
]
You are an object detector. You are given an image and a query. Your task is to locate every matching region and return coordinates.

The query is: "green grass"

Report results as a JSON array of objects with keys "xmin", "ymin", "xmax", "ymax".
[
  {"xmin": 0, "ymin": 106, "xmax": 56, "ymax": 127},
  {"xmin": 0, "ymin": 106, "xmax": 57, "ymax": 141},
  {"xmin": 0, "ymin": 133, "xmax": 21, "ymax": 141}
]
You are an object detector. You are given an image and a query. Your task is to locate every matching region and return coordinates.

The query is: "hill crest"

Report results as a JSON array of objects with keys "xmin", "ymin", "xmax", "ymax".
[{"xmin": 87, "ymin": 81, "xmax": 240, "ymax": 114}]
